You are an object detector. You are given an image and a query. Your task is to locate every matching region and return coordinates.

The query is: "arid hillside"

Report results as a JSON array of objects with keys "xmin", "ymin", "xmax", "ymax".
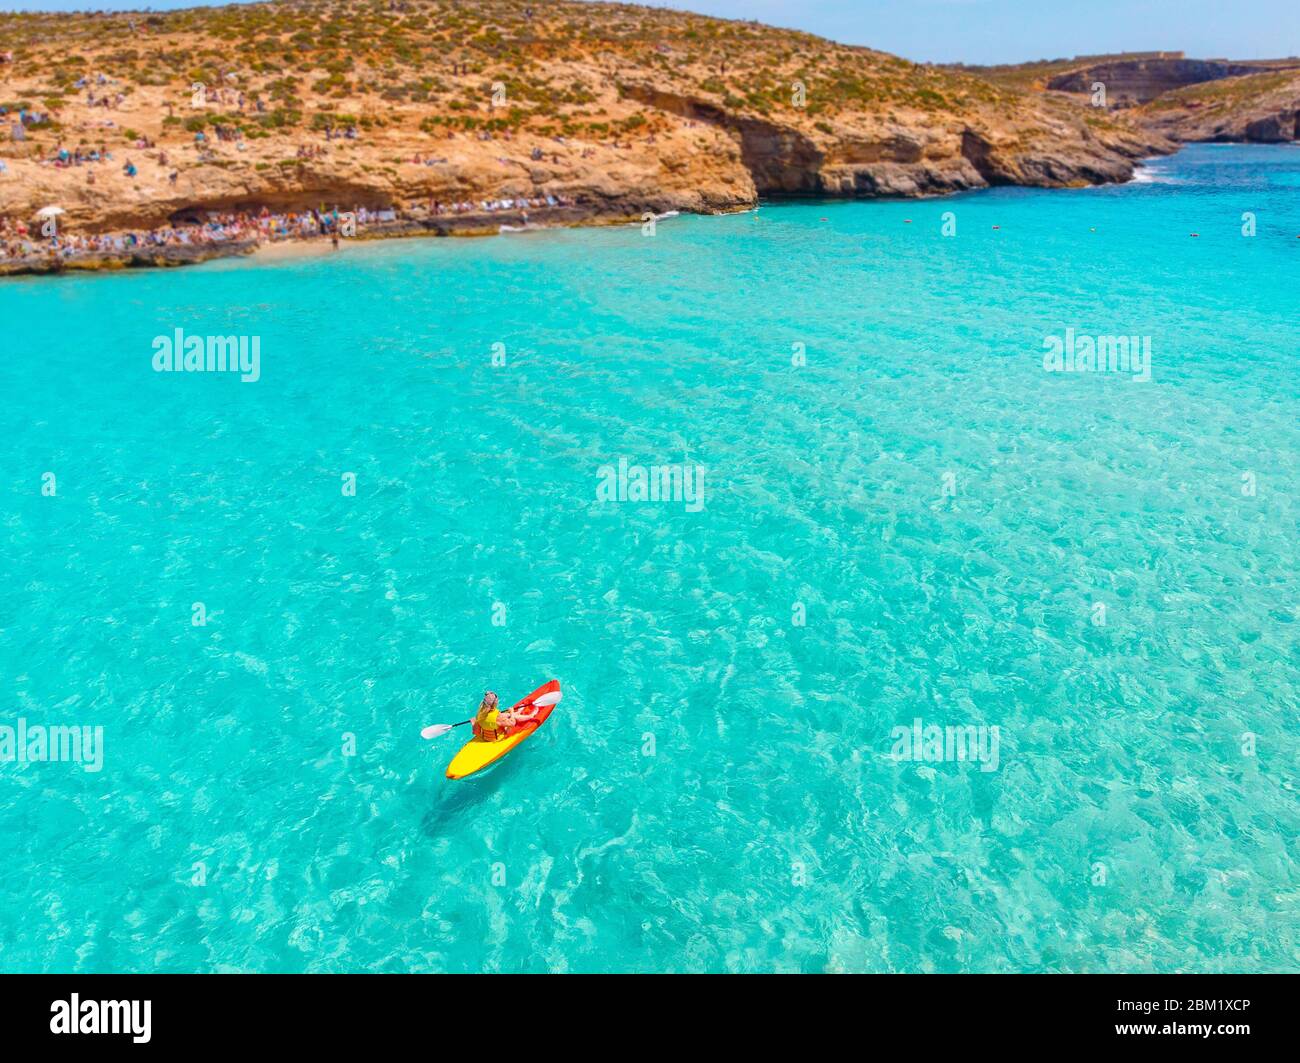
[
  {"xmin": 0, "ymin": 0, "xmax": 1170, "ymax": 235},
  {"xmin": 1136, "ymin": 69, "xmax": 1300, "ymax": 142},
  {"xmin": 960, "ymin": 50, "xmax": 1300, "ymax": 144}
]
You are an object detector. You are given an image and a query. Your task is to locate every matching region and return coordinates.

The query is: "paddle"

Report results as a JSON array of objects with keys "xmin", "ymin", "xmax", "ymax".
[
  {"xmin": 421, "ymin": 689, "xmax": 562, "ymax": 740},
  {"xmin": 421, "ymin": 719, "xmax": 470, "ymax": 740}
]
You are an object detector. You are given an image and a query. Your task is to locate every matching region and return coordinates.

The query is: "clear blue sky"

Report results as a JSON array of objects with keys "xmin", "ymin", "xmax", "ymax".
[{"xmin": 4, "ymin": 0, "xmax": 1298, "ymax": 65}]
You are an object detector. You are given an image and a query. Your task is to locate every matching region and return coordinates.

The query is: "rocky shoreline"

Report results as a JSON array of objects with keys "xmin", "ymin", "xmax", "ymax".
[
  {"xmin": 0, "ymin": 202, "xmax": 684, "ymax": 277},
  {"xmin": 0, "ymin": 238, "xmax": 257, "ymax": 277},
  {"xmin": 1, "ymin": 138, "xmax": 1203, "ymax": 278}
]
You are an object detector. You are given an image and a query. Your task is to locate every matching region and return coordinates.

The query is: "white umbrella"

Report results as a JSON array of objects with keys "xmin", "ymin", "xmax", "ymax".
[{"xmin": 35, "ymin": 205, "xmax": 65, "ymax": 218}]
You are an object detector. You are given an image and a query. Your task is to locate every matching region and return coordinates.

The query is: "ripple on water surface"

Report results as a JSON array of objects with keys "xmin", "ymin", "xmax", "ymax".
[{"xmin": 0, "ymin": 145, "xmax": 1297, "ymax": 972}]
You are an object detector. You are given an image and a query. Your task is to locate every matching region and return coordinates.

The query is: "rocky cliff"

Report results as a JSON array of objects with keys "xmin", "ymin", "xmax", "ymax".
[
  {"xmin": 1136, "ymin": 70, "xmax": 1300, "ymax": 143},
  {"xmin": 1046, "ymin": 57, "xmax": 1295, "ymax": 106},
  {"xmin": 966, "ymin": 51, "xmax": 1300, "ymax": 145}
]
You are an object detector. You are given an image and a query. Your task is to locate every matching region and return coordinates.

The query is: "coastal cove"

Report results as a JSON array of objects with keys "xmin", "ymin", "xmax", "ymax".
[
  {"xmin": 4, "ymin": 1, "xmax": 1192, "ymax": 279},
  {"xmin": 2, "ymin": 143, "xmax": 1296, "ymax": 973},
  {"xmin": 8, "ymin": 2, "xmax": 1300, "ymax": 291},
  {"xmin": 2, "ymin": 140, "xmax": 1292, "ymax": 279}
]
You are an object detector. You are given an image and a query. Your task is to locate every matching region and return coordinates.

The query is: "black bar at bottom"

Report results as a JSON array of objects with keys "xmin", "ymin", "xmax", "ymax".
[{"xmin": 0, "ymin": 973, "xmax": 1289, "ymax": 1050}]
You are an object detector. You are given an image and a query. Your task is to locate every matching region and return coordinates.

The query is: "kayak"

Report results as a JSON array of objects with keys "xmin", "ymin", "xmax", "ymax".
[{"xmin": 445, "ymin": 679, "xmax": 561, "ymax": 780}]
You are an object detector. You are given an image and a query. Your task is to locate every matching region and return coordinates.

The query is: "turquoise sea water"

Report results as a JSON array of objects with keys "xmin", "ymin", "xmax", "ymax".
[{"xmin": 1, "ymin": 144, "xmax": 1297, "ymax": 973}]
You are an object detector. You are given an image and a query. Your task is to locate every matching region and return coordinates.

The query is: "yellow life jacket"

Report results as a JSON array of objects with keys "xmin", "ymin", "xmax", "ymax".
[{"xmin": 475, "ymin": 707, "xmax": 502, "ymax": 741}]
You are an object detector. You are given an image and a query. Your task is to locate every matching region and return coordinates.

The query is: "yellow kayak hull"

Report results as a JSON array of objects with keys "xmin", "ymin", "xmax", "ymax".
[
  {"xmin": 445, "ymin": 680, "xmax": 560, "ymax": 780},
  {"xmin": 446, "ymin": 728, "xmax": 537, "ymax": 780}
]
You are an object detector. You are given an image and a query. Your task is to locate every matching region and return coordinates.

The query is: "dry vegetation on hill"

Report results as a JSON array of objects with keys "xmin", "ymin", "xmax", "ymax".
[{"xmin": 0, "ymin": 0, "xmax": 1169, "ymax": 238}]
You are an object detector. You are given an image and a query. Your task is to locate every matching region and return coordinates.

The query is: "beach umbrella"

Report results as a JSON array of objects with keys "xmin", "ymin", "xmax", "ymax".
[{"xmin": 35, "ymin": 205, "xmax": 66, "ymax": 218}]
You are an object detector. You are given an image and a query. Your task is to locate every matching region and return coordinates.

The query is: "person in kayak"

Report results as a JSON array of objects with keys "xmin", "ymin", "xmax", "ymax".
[{"xmin": 472, "ymin": 691, "xmax": 512, "ymax": 742}]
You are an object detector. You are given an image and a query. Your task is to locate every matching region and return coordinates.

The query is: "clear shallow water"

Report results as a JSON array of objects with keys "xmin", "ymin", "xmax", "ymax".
[{"xmin": 1, "ymin": 144, "xmax": 1297, "ymax": 973}]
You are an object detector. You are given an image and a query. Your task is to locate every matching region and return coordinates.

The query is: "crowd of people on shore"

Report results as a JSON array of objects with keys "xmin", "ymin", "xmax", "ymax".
[
  {"xmin": 428, "ymin": 193, "xmax": 572, "ymax": 215},
  {"xmin": 0, "ymin": 195, "xmax": 579, "ymax": 263},
  {"xmin": 0, "ymin": 206, "xmax": 355, "ymax": 261}
]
